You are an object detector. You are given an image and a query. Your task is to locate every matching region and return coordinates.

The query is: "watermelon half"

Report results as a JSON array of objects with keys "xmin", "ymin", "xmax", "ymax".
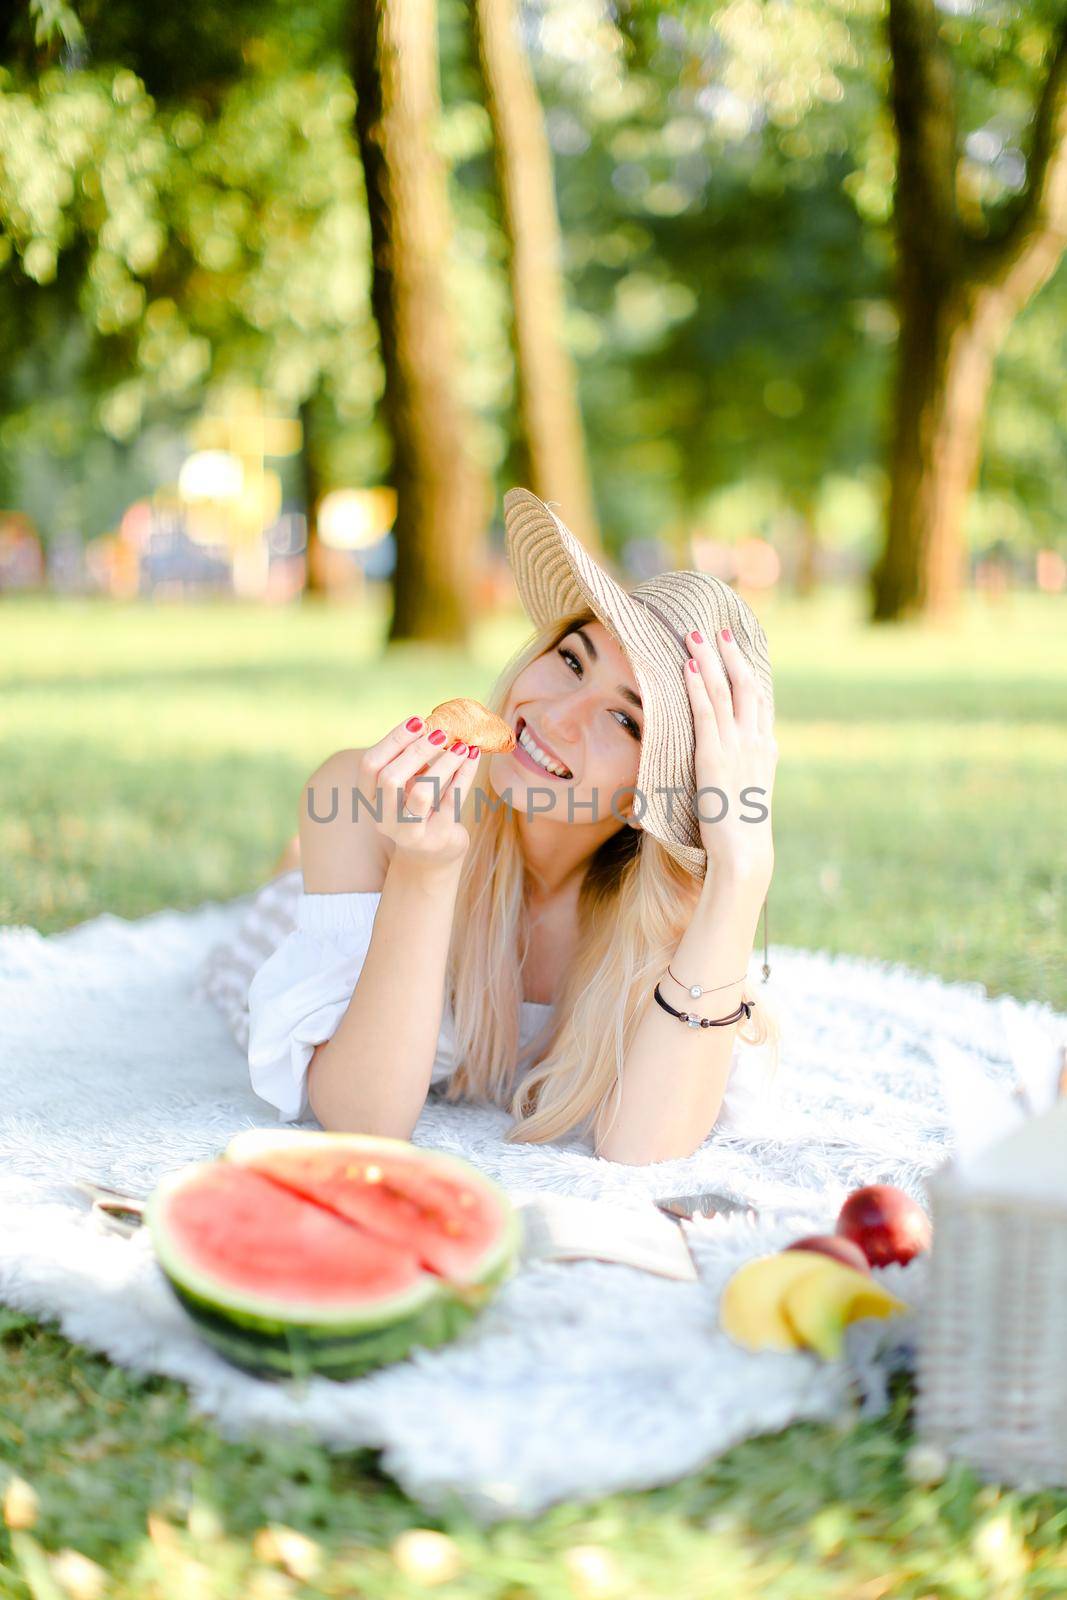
[{"xmin": 146, "ymin": 1130, "xmax": 521, "ymax": 1382}]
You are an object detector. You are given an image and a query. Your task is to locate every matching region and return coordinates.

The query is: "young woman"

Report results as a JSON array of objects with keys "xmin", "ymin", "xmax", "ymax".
[{"xmin": 227, "ymin": 489, "xmax": 780, "ymax": 1166}]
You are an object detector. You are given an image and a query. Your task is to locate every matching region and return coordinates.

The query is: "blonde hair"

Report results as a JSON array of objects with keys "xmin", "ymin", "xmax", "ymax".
[{"xmin": 441, "ymin": 605, "xmax": 781, "ymax": 1148}]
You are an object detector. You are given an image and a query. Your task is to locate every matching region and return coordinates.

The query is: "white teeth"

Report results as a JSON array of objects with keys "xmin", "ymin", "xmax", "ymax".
[{"xmin": 519, "ymin": 724, "xmax": 571, "ymax": 777}]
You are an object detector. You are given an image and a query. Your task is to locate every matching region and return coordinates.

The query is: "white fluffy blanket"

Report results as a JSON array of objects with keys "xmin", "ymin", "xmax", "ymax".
[{"xmin": 1, "ymin": 891, "xmax": 1059, "ymax": 1523}]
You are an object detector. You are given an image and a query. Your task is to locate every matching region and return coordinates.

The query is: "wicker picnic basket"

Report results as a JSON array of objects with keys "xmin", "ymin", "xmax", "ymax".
[{"xmin": 915, "ymin": 1151, "xmax": 1067, "ymax": 1490}]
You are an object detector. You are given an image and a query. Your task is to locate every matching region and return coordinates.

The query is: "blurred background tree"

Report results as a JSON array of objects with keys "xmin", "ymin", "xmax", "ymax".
[
  {"xmin": 473, "ymin": 0, "xmax": 603, "ymax": 554},
  {"xmin": 872, "ymin": 0, "xmax": 1067, "ymax": 621},
  {"xmin": 349, "ymin": 0, "xmax": 491, "ymax": 644}
]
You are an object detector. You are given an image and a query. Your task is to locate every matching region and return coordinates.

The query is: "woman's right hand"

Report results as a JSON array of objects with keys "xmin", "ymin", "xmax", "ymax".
[{"xmin": 360, "ymin": 717, "xmax": 482, "ymax": 870}]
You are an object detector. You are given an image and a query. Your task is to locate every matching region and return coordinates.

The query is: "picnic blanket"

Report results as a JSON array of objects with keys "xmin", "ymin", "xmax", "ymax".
[{"xmin": 1, "ymin": 889, "xmax": 1060, "ymax": 1523}]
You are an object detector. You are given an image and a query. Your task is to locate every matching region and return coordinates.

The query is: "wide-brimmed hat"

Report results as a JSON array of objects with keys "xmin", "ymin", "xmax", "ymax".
[{"xmin": 502, "ymin": 487, "xmax": 775, "ymax": 883}]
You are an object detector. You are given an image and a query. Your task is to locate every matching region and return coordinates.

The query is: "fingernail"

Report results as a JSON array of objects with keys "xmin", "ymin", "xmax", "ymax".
[
  {"xmin": 687, "ymin": 657, "xmax": 699, "ymax": 672},
  {"xmin": 406, "ymin": 717, "xmax": 424, "ymax": 732},
  {"xmin": 690, "ymin": 630, "xmax": 703, "ymax": 644},
  {"xmin": 720, "ymin": 627, "xmax": 732, "ymax": 643},
  {"xmin": 467, "ymin": 745, "xmax": 480, "ymax": 759},
  {"xmin": 429, "ymin": 729, "xmax": 447, "ymax": 745},
  {"xmin": 449, "ymin": 740, "xmax": 467, "ymax": 754}
]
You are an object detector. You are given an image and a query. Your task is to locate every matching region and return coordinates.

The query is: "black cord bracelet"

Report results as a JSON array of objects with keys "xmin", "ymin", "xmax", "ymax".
[{"xmin": 653, "ymin": 983, "xmax": 752, "ymax": 1029}]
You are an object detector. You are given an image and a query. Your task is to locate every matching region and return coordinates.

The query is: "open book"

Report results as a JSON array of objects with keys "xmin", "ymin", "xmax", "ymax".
[{"xmin": 515, "ymin": 1193, "xmax": 702, "ymax": 1282}]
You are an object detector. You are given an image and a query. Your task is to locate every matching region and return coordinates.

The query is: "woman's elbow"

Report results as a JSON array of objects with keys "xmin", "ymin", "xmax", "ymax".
[
  {"xmin": 307, "ymin": 1047, "xmax": 417, "ymax": 1140},
  {"xmin": 595, "ymin": 1134, "xmax": 703, "ymax": 1165},
  {"xmin": 314, "ymin": 1104, "xmax": 418, "ymax": 1141},
  {"xmin": 594, "ymin": 1139, "xmax": 659, "ymax": 1166}
]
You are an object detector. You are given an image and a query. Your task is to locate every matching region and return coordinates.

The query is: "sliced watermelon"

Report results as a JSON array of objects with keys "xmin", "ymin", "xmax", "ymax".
[
  {"xmin": 146, "ymin": 1132, "xmax": 520, "ymax": 1384},
  {"xmin": 224, "ymin": 1128, "xmax": 516, "ymax": 1285}
]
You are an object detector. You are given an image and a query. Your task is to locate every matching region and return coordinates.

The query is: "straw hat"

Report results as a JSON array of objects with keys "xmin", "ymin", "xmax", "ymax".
[{"xmin": 503, "ymin": 487, "xmax": 775, "ymax": 883}]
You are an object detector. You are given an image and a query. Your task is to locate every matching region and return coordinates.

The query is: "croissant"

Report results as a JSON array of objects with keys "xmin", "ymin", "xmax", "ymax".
[{"xmin": 426, "ymin": 697, "xmax": 516, "ymax": 753}]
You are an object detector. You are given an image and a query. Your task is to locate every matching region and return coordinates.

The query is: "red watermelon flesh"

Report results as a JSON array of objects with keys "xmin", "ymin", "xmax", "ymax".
[
  {"xmin": 161, "ymin": 1162, "xmax": 428, "ymax": 1310},
  {"xmin": 232, "ymin": 1143, "xmax": 503, "ymax": 1283}
]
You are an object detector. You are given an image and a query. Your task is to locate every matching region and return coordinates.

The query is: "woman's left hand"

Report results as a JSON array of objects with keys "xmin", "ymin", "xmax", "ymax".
[{"xmin": 683, "ymin": 625, "xmax": 777, "ymax": 887}]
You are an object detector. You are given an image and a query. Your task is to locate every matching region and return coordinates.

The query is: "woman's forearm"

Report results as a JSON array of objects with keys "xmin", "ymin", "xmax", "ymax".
[
  {"xmin": 306, "ymin": 852, "xmax": 464, "ymax": 1135},
  {"xmin": 595, "ymin": 869, "xmax": 767, "ymax": 1165}
]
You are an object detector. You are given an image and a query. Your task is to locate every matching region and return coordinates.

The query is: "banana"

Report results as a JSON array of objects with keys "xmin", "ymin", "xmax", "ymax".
[
  {"xmin": 780, "ymin": 1257, "xmax": 909, "ymax": 1360},
  {"xmin": 718, "ymin": 1252, "xmax": 826, "ymax": 1352},
  {"xmin": 719, "ymin": 1250, "xmax": 909, "ymax": 1359}
]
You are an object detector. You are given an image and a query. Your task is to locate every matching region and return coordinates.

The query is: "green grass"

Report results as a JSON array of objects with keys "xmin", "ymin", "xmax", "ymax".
[{"xmin": 2, "ymin": 584, "xmax": 1066, "ymax": 1597}]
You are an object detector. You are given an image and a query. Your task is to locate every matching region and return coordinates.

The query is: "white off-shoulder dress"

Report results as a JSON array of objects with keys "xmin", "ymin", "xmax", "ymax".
[{"xmin": 196, "ymin": 868, "xmax": 773, "ymax": 1132}]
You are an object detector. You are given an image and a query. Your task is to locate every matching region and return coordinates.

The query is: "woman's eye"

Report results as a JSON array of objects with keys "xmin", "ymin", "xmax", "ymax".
[{"xmin": 556, "ymin": 646, "xmax": 641, "ymax": 740}]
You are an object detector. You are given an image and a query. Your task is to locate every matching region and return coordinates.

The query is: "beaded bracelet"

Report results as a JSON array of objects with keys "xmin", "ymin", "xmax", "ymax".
[{"xmin": 653, "ymin": 982, "xmax": 753, "ymax": 1029}]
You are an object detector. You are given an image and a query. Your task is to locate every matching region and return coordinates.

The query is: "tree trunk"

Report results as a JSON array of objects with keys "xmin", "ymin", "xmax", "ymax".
[
  {"xmin": 349, "ymin": 0, "xmax": 491, "ymax": 645},
  {"xmin": 874, "ymin": 280, "xmax": 1018, "ymax": 621},
  {"xmin": 873, "ymin": 1, "xmax": 1067, "ymax": 621},
  {"xmin": 792, "ymin": 496, "xmax": 819, "ymax": 597},
  {"xmin": 472, "ymin": 0, "xmax": 602, "ymax": 554},
  {"xmin": 298, "ymin": 395, "xmax": 328, "ymax": 597}
]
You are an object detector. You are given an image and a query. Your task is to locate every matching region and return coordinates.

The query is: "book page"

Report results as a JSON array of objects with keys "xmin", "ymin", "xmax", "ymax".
[{"xmin": 516, "ymin": 1194, "xmax": 699, "ymax": 1282}]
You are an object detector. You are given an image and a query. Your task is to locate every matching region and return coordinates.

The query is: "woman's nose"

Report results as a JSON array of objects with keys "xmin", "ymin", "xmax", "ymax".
[
  {"xmin": 542, "ymin": 680, "xmax": 603, "ymax": 746},
  {"xmin": 541, "ymin": 706, "xmax": 584, "ymax": 749}
]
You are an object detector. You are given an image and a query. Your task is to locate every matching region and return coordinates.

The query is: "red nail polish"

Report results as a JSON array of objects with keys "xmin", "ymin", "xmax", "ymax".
[
  {"xmin": 467, "ymin": 745, "xmax": 480, "ymax": 759},
  {"xmin": 687, "ymin": 657, "xmax": 699, "ymax": 672},
  {"xmin": 721, "ymin": 627, "xmax": 732, "ymax": 643},
  {"xmin": 429, "ymin": 729, "xmax": 446, "ymax": 744},
  {"xmin": 691, "ymin": 630, "xmax": 703, "ymax": 644},
  {"xmin": 406, "ymin": 717, "xmax": 424, "ymax": 732},
  {"xmin": 449, "ymin": 740, "xmax": 467, "ymax": 754}
]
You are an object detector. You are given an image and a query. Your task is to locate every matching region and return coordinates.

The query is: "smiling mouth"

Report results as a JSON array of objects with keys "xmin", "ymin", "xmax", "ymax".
[{"xmin": 514, "ymin": 717, "xmax": 574, "ymax": 780}]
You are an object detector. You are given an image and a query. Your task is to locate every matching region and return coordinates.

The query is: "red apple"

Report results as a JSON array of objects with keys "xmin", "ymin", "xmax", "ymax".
[
  {"xmin": 784, "ymin": 1234, "xmax": 871, "ymax": 1275},
  {"xmin": 836, "ymin": 1184, "xmax": 932, "ymax": 1268}
]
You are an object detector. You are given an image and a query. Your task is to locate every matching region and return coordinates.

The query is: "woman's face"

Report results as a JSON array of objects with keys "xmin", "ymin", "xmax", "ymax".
[{"xmin": 493, "ymin": 620, "xmax": 644, "ymax": 824}]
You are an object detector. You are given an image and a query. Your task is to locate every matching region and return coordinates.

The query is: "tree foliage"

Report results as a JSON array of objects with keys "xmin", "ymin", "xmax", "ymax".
[{"xmin": 0, "ymin": 0, "xmax": 1064, "ymax": 579}]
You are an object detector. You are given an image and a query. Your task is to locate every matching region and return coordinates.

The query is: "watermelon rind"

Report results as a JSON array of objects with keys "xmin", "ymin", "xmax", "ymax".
[
  {"xmin": 169, "ymin": 1278, "xmax": 472, "ymax": 1382},
  {"xmin": 223, "ymin": 1128, "xmax": 523, "ymax": 1291},
  {"xmin": 146, "ymin": 1162, "xmax": 442, "ymax": 1333}
]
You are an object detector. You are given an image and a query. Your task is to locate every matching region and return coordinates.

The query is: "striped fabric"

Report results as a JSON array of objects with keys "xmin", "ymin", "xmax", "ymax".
[{"xmin": 193, "ymin": 869, "xmax": 303, "ymax": 1054}]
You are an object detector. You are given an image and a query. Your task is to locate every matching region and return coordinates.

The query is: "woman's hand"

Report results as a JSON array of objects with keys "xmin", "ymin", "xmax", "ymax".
[
  {"xmin": 683, "ymin": 626, "xmax": 777, "ymax": 888},
  {"xmin": 361, "ymin": 717, "xmax": 482, "ymax": 871}
]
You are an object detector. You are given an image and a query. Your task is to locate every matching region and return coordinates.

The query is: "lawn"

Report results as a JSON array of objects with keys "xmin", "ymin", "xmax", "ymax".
[{"xmin": 2, "ymin": 584, "xmax": 1065, "ymax": 1599}]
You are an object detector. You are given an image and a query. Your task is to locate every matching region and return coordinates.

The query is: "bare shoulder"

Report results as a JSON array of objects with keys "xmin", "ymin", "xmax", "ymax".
[{"xmin": 298, "ymin": 746, "xmax": 391, "ymax": 894}]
